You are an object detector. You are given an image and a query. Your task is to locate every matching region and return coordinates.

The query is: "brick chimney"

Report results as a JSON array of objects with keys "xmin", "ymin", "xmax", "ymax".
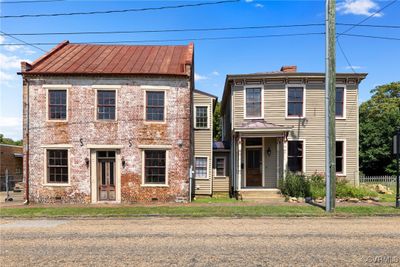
[
  {"xmin": 21, "ymin": 61, "xmax": 32, "ymax": 72},
  {"xmin": 280, "ymin": 65, "xmax": 297, "ymax": 73}
]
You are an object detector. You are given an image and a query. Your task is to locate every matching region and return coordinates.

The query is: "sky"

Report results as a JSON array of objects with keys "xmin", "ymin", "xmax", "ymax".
[{"xmin": 0, "ymin": 0, "xmax": 399, "ymax": 140}]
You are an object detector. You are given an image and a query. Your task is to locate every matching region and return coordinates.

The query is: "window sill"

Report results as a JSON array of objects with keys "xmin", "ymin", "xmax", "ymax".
[
  {"xmin": 95, "ymin": 119, "xmax": 117, "ymax": 122},
  {"xmin": 244, "ymin": 117, "xmax": 263, "ymax": 120},
  {"xmin": 214, "ymin": 176, "xmax": 227, "ymax": 179},
  {"xmin": 144, "ymin": 121, "xmax": 167, "ymax": 125},
  {"xmin": 194, "ymin": 127, "xmax": 210, "ymax": 130},
  {"xmin": 140, "ymin": 184, "xmax": 169, "ymax": 187},
  {"xmin": 335, "ymin": 117, "xmax": 347, "ymax": 120},
  {"xmin": 43, "ymin": 183, "xmax": 71, "ymax": 187},
  {"xmin": 336, "ymin": 173, "xmax": 346, "ymax": 177},
  {"xmin": 46, "ymin": 119, "xmax": 68, "ymax": 123},
  {"xmin": 194, "ymin": 177, "xmax": 209, "ymax": 180},
  {"xmin": 285, "ymin": 116, "xmax": 306, "ymax": 120}
]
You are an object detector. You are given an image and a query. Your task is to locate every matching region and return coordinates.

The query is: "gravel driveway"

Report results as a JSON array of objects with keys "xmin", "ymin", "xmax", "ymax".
[{"xmin": 1, "ymin": 217, "xmax": 399, "ymax": 266}]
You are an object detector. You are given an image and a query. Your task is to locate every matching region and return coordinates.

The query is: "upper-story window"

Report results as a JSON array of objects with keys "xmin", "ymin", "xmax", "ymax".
[
  {"xmin": 48, "ymin": 90, "xmax": 67, "ymax": 120},
  {"xmin": 146, "ymin": 91, "xmax": 165, "ymax": 121},
  {"xmin": 287, "ymin": 87, "xmax": 304, "ymax": 117},
  {"xmin": 195, "ymin": 106, "xmax": 208, "ymax": 128},
  {"xmin": 245, "ymin": 87, "xmax": 262, "ymax": 118},
  {"xmin": 97, "ymin": 90, "xmax": 116, "ymax": 120},
  {"xmin": 336, "ymin": 87, "xmax": 345, "ymax": 118}
]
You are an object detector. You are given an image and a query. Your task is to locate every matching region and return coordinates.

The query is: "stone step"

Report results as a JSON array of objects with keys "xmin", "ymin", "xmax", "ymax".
[{"xmin": 240, "ymin": 190, "xmax": 283, "ymax": 200}]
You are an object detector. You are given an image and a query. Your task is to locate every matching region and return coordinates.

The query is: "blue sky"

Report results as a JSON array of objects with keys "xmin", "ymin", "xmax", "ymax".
[{"xmin": 1, "ymin": 0, "xmax": 399, "ymax": 140}]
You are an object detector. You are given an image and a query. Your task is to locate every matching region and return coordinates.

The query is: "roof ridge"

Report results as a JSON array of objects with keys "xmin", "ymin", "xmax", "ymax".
[{"xmin": 29, "ymin": 40, "xmax": 70, "ymax": 69}]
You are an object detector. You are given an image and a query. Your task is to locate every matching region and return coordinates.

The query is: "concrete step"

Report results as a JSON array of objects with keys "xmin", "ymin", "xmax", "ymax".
[{"xmin": 240, "ymin": 190, "xmax": 283, "ymax": 200}]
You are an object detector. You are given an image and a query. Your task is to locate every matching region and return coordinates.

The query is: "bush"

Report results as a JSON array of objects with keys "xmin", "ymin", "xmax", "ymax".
[
  {"xmin": 279, "ymin": 172, "xmax": 311, "ymax": 198},
  {"xmin": 280, "ymin": 172, "xmax": 378, "ymax": 199}
]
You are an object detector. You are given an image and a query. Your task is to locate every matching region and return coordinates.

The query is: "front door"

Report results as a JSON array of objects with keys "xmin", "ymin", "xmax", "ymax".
[
  {"xmin": 97, "ymin": 151, "xmax": 116, "ymax": 201},
  {"xmin": 246, "ymin": 148, "xmax": 262, "ymax": 187}
]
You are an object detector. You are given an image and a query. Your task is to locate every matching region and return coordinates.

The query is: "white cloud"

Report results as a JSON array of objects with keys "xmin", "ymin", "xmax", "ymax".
[
  {"xmin": 195, "ymin": 73, "xmax": 208, "ymax": 81},
  {"xmin": 344, "ymin": 65, "xmax": 363, "ymax": 70},
  {"xmin": 0, "ymin": 53, "xmax": 27, "ymax": 70},
  {"xmin": 0, "ymin": 70, "xmax": 15, "ymax": 81},
  {"xmin": 212, "ymin": 71, "xmax": 220, "ymax": 76},
  {"xmin": 3, "ymin": 45, "xmax": 23, "ymax": 52},
  {"xmin": 337, "ymin": 0, "xmax": 382, "ymax": 17},
  {"xmin": 0, "ymin": 116, "xmax": 22, "ymax": 140},
  {"xmin": 254, "ymin": 3, "xmax": 264, "ymax": 8}
]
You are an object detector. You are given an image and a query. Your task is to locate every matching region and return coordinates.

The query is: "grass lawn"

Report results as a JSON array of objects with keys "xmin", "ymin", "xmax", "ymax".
[
  {"xmin": 192, "ymin": 197, "xmax": 240, "ymax": 204},
  {"xmin": 1, "ymin": 205, "xmax": 400, "ymax": 218}
]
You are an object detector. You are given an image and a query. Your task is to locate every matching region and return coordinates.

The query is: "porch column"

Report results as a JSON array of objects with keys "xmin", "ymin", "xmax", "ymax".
[
  {"xmin": 238, "ymin": 134, "xmax": 242, "ymax": 190},
  {"xmin": 283, "ymin": 139, "xmax": 288, "ymax": 176}
]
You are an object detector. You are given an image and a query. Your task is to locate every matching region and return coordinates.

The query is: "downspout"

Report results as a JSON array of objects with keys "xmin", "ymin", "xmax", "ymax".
[{"xmin": 24, "ymin": 78, "xmax": 30, "ymax": 205}]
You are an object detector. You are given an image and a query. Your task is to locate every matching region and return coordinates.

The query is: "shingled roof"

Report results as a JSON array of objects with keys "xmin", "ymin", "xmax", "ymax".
[{"xmin": 20, "ymin": 41, "xmax": 194, "ymax": 76}]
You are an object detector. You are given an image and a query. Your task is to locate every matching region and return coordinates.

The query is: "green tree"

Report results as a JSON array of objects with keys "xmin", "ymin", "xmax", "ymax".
[
  {"xmin": 0, "ymin": 134, "xmax": 23, "ymax": 146},
  {"xmin": 359, "ymin": 82, "xmax": 400, "ymax": 175},
  {"xmin": 213, "ymin": 102, "xmax": 222, "ymax": 141}
]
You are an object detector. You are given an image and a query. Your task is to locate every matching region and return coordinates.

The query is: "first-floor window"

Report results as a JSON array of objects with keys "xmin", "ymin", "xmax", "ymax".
[
  {"xmin": 288, "ymin": 141, "xmax": 303, "ymax": 172},
  {"xmin": 336, "ymin": 141, "xmax": 344, "ymax": 174},
  {"xmin": 195, "ymin": 157, "xmax": 208, "ymax": 178},
  {"xmin": 144, "ymin": 150, "xmax": 166, "ymax": 184},
  {"xmin": 215, "ymin": 157, "xmax": 226, "ymax": 177},
  {"xmin": 47, "ymin": 149, "xmax": 68, "ymax": 183}
]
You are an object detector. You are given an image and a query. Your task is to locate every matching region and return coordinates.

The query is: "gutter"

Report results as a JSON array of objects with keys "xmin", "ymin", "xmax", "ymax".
[{"xmin": 24, "ymin": 78, "xmax": 30, "ymax": 205}]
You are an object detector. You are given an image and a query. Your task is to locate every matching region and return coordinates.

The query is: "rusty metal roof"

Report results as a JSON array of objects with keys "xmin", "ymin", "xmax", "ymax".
[{"xmin": 21, "ymin": 41, "xmax": 194, "ymax": 76}]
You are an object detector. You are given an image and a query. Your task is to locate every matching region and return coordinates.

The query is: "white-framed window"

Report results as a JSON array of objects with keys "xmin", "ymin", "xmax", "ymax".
[
  {"xmin": 215, "ymin": 157, "xmax": 226, "ymax": 177},
  {"xmin": 46, "ymin": 149, "xmax": 69, "ymax": 185},
  {"xmin": 336, "ymin": 140, "xmax": 346, "ymax": 175},
  {"xmin": 195, "ymin": 157, "xmax": 208, "ymax": 179},
  {"xmin": 286, "ymin": 85, "xmax": 306, "ymax": 118},
  {"xmin": 146, "ymin": 91, "xmax": 165, "ymax": 122},
  {"xmin": 287, "ymin": 140, "xmax": 305, "ymax": 173},
  {"xmin": 335, "ymin": 86, "xmax": 346, "ymax": 119},
  {"xmin": 195, "ymin": 106, "xmax": 209, "ymax": 128},
  {"xmin": 96, "ymin": 89, "xmax": 116, "ymax": 120},
  {"xmin": 244, "ymin": 86, "xmax": 263, "ymax": 119}
]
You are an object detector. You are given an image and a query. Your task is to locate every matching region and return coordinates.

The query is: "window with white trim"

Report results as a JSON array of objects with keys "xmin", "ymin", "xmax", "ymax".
[
  {"xmin": 336, "ymin": 87, "xmax": 344, "ymax": 117},
  {"xmin": 195, "ymin": 106, "xmax": 208, "ymax": 128},
  {"xmin": 47, "ymin": 149, "xmax": 68, "ymax": 183},
  {"xmin": 48, "ymin": 90, "xmax": 67, "ymax": 120},
  {"xmin": 97, "ymin": 90, "xmax": 116, "ymax": 120},
  {"xmin": 195, "ymin": 157, "xmax": 208, "ymax": 178},
  {"xmin": 287, "ymin": 87, "xmax": 304, "ymax": 117},
  {"xmin": 144, "ymin": 150, "xmax": 166, "ymax": 184},
  {"xmin": 245, "ymin": 87, "xmax": 262, "ymax": 118},
  {"xmin": 215, "ymin": 157, "xmax": 226, "ymax": 177},
  {"xmin": 336, "ymin": 141, "xmax": 344, "ymax": 174},
  {"xmin": 146, "ymin": 91, "xmax": 165, "ymax": 121},
  {"xmin": 288, "ymin": 141, "xmax": 303, "ymax": 173}
]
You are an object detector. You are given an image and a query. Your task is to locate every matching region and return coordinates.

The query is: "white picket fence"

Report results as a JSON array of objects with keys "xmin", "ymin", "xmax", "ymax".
[{"xmin": 360, "ymin": 175, "xmax": 397, "ymax": 187}]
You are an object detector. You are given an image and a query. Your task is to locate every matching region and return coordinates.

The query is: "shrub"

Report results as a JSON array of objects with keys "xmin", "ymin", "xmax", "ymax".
[
  {"xmin": 309, "ymin": 172, "xmax": 325, "ymax": 198},
  {"xmin": 336, "ymin": 180, "xmax": 378, "ymax": 198},
  {"xmin": 279, "ymin": 172, "xmax": 311, "ymax": 198}
]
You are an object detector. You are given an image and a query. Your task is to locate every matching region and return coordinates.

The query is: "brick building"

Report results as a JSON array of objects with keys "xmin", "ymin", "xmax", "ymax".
[
  {"xmin": 0, "ymin": 144, "xmax": 23, "ymax": 191},
  {"xmin": 20, "ymin": 41, "xmax": 194, "ymax": 203}
]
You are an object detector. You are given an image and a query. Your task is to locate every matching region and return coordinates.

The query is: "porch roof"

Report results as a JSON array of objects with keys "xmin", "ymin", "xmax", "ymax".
[{"xmin": 234, "ymin": 120, "xmax": 292, "ymax": 133}]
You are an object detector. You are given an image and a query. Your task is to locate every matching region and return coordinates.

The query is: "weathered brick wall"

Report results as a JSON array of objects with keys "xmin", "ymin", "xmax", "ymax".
[
  {"xmin": 23, "ymin": 76, "xmax": 191, "ymax": 203},
  {"xmin": 0, "ymin": 144, "xmax": 23, "ymax": 176}
]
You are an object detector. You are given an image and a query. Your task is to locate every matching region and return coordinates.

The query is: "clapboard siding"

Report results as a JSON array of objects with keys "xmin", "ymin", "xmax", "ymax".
[
  {"xmin": 231, "ymin": 82, "xmax": 359, "ymax": 184},
  {"xmin": 193, "ymin": 91, "xmax": 214, "ymax": 195},
  {"xmin": 212, "ymin": 152, "xmax": 230, "ymax": 192}
]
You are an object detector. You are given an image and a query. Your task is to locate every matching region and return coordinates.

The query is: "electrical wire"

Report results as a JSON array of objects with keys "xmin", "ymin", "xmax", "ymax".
[
  {"xmin": 336, "ymin": 38, "xmax": 356, "ymax": 74},
  {"xmin": 0, "ymin": 30, "xmax": 46, "ymax": 52},
  {"xmin": 0, "ymin": 0, "xmax": 239, "ymax": 18}
]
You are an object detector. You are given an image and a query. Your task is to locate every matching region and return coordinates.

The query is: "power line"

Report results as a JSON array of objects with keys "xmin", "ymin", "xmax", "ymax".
[
  {"xmin": 338, "ymin": 0, "xmax": 399, "ymax": 36},
  {"xmin": 340, "ymin": 33, "xmax": 400, "ymax": 41},
  {"xmin": 0, "ymin": 30, "xmax": 46, "ymax": 52},
  {"xmin": 0, "ymin": 32, "xmax": 326, "ymax": 46},
  {"xmin": 0, "ymin": 0, "xmax": 65, "ymax": 4},
  {"xmin": 336, "ymin": 38, "xmax": 356, "ymax": 73},
  {"xmin": 0, "ymin": 0, "xmax": 239, "ymax": 19},
  {"xmin": 3, "ymin": 23, "xmax": 399, "ymax": 37},
  {"xmin": 1, "ymin": 23, "xmax": 325, "ymax": 36},
  {"xmin": 336, "ymin": 23, "xmax": 400, "ymax": 29}
]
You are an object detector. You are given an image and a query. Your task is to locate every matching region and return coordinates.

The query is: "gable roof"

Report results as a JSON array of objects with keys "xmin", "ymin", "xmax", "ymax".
[{"xmin": 20, "ymin": 41, "xmax": 194, "ymax": 76}]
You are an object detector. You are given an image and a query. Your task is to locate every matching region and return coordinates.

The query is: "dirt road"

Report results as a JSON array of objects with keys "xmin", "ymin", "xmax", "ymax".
[{"xmin": 1, "ymin": 217, "xmax": 399, "ymax": 266}]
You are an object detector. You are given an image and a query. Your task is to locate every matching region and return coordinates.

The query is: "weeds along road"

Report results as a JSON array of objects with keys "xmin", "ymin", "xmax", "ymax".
[{"xmin": 1, "ymin": 217, "xmax": 400, "ymax": 266}]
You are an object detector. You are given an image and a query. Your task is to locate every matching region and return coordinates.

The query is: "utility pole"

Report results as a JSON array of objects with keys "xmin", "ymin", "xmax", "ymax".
[{"xmin": 325, "ymin": 0, "xmax": 336, "ymax": 212}]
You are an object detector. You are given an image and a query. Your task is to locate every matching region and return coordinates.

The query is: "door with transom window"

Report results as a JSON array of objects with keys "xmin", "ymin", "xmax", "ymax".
[{"xmin": 97, "ymin": 151, "xmax": 116, "ymax": 201}]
